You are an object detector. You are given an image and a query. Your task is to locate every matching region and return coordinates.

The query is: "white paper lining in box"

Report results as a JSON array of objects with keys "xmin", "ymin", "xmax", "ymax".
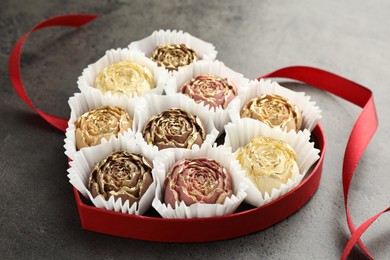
[
  {"xmin": 164, "ymin": 60, "xmax": 250, "ymax": 132},
  {"xmin": 77, "ymin": 48, "xmax": 172, "ymax": 98},
  {"xmin": 229, "ymin": 78, "xmax": 322, "ymax": 133},
  {"xmin": 224, "ymin": 118, "xmax": 320, "ymax": 207},
  {"xmin": 128, "ymin": 29, "xmax": 217, "ymax": 62},
  {"xmin": 133, "ymin": 93, "xmax": 219, "ymax": 150},
  {"xmin": 67, "ymin": 134, "xmax": 160, "ymax": 215},
  {"xmin": 64, "ymin": 89, "xmax": 137, "ymax": 161},
  {"xmin": 152, "ymin": 143, "xmax": 248, "ymax": 218}
]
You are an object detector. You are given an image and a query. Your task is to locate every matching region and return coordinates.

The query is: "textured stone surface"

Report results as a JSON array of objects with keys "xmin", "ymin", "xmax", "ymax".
[{"xmin": 1, "ymin": 0, "xmax": 390, "ymax": 259}]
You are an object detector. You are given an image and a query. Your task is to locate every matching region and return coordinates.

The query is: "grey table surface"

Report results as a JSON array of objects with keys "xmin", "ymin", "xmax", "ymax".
[{"xmin": 1, "ymin": 0, "xmax": 389, "ymax": 259}]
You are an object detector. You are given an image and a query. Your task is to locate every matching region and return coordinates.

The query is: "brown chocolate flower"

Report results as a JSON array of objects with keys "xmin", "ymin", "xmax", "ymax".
[
  {"xmin": 151, "ymin": 44, "xmax": 198, "ymax": 71},
  {"xmin": 180, "ymin": 74, "xmax": 238, "ymax": 110},
  {"xmin": 164, "ymin": 157, "xmax": 233, "ymax": 208},
  {"xmin": 236, "ymin": 136, "xmax": 299, "ymax": 195},
  {"xmin": 94, "ymin": 60, "xmax": 154, "ymax": 97},
  {"xmin": 75, "ymin": 106, "xmax": 132, "ymax": 150},
  {"xmin": 143, "ymin": 108, "xmax": 206, "ymax": 149},
  {"xmin": 240, "ymin": 94, "xmax": 302, "ymax": 132},
  {"xmin": 88, "ymin": 151, "xmax": 153, "ymax": 206}
]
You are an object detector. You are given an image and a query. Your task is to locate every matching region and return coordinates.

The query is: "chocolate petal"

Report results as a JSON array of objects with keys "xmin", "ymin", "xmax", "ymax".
[
  {"xmin": 143, "ymin": 108, "xmax": 206, "ymax": 150},
  {"xmin": 240, "ymin": 94, "xmax": 302, "ymax": 132},
  {"xmin": 87, "ymin": 151, "xmax": 153, "ymax": 207},
  {"xmin": 163, "ymin": 157, "xmax": 233, "ymax": 208},
  {"xmin": 75, "ymin": 106, "xmax": 132, "ymax": 150},
  {"xmin": 94, "ymin": 60, "xmax": 154, "ymax": 97},
  {"xmin": 180, "ymin": 74, "xmax": 238, "ymax": 109},
  {"xmin": 236, "ymin": 136, "xmax": 299, "ymax": 195},
  {"xmin": 151, "ymin": 44, "xmax": 198, "ymax": 71}
]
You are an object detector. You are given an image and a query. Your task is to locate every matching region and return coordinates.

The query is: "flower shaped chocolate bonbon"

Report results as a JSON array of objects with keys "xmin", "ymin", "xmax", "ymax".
[
  {"xmin": 88, "ymin": 150, "xmax": 153, "ymax": 207},
  {"xmin": 240, "ymin": 94, "xmax": 302, "ymax": 132},
  {"xmin": 180, "ymin": 74, "xmax": 238, "ymax": 109},
  {"xmin": 164, "ymin": 157, "xmax": 233, "ymax": 208},
  {"xmin": 151, "ymin": 44, "xmax": 198, "ymax": 71},
  {"xmin": 94, "ymin": 60, "xmax": 154, "ymax": 97},
  {"xmin": 74, "ymin": 106, "xmax": 132, "ymax": 150},
  {"xmin": 236, "ymin": 136, "xmax": 299, "ymax": 196},
  {"xmin": 142, "ymin": 108, "xmax": 206, "ymax": 149}
]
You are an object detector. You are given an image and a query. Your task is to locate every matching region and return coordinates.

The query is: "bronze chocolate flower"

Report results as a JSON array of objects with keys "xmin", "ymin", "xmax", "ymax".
[
  {"xmin": 75, "ymin": 106, "xmax": 132, "ymax": 150},
  {"xmin": 143, "ymin": 108, "xmax": 206, "ymax": 149},
  {"xmin": 180, "ymin": 74, "xmax": 238, "ymax": 110},
  {"xmin": 151, "ymin": 44, "xmax": 197, "ymax": 71},
  {"xmin": 240, "ymin": 94, "xmax": 302, "ymax": 132},
  {"xmin": 88, "ymin": 151, "xmax": 153, "ymax": 206},
  {"xmin": 164, "ymin": 157, "xmax": 233, "ymax": 208},
  {"xmin": 94, "ymin": 60, "xmax": 154, "ymax": 97},
  {"xmin": 236, "ymin": 136, "xmax": 299, "ymax": 195}
]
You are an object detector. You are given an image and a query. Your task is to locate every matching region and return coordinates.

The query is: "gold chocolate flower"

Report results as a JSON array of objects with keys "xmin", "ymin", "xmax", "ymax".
[
  {"xmin": 94, "ymin": 60, "xmax": 154, "ymax": 97},
  {"xmin": 240, "ymin": 94, "xmax": 302, "ymax": 132},
  {"xmin": 88, "ymin": 151, "xmax": 153, "ymax": 206},
  {"xmin": 151, "ymin": 44, "xmax": 198, "ymax": 71},
  {"xmin": 164, "ymin": 157, "xmax": 233, "ymax": 208},
  {"xmin": 75, "ymin": 106, "xmax": 132, "ymax": 150},
  {"xmin": 142, "ymin": 108, "xmax": 206, "ymax": 150},
  {"xmin": 236, "ymin": 136, "xmax": 299, "ymax": 196},
  {"xmin": 180, "ymin": 74, "xmax": 238, "ymax": 110}
]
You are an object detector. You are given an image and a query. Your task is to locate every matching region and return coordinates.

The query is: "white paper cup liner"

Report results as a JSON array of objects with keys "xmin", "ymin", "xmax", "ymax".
[
  {"xmin": 224, "ymin": 118, "xmax": 320, "ymax": 207},
  {"xmin": 152, "ymin": 143, "xmax": 248, "ymax": 218},
  {"xmin": 229, "ymin": 78, "xmax": 322, "ymax": 133},
  {"xmin": 128, "ymin": 29, "xmax": 217, "ymax": 63},
  {"xmin": 77, "ymin": 48, "xmax": 171, "ymax": 98},
  {"xmin": 164, "ymin": 60, "xmax": 250, "ymax": 132},
  {"xmin": 67, "ymin": 134, "xmax": 160, "ymax": 215},
  {"xmin": 134, "ymin": 93, "xmax": 219, "ymax": 150},
  {"xmin": 64, "ymin": 89, "xmax": 136, "ymax": 161}
]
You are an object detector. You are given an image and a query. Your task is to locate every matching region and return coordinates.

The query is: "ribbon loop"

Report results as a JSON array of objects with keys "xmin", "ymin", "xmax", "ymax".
[{"xmin": 8, "ymin": 14, "xmax": 97, "ymax": 132}]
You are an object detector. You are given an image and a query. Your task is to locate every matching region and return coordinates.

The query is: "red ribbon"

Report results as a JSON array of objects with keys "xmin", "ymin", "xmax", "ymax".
[
  {"xmin": 8, "ymin": 14, "xmax": 388, "ymax": 259},
  {"xmin": 9, "ymin": 14, "xmax": 97, "ymax": 131},
  {"xmin": 258, "ymin": 67, "xmax": 381, "ymax": 259}
]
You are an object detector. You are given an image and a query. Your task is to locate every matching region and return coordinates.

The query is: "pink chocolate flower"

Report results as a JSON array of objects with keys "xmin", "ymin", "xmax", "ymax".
[
  {"xmin": 180, "ymin": 74, "xmax": 238, "ymax": 110},
  {"xmin": 164, "ymin": 157, "xmax": 233, "ymax": 208}
]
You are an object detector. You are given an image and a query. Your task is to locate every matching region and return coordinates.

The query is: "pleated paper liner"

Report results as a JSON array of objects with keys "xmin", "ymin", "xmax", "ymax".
[
  {"xmin": 77, "ymin": 48, "xmax": 172, "ymax": 98},
  {"xmin": 128, "ymin": 29, "xmax": 217, "ymax": 66},
  {"xmin": 152, "ymin": 143, "xmax": 248, "ymax": 219},
  {"xmin": 224, "ymin": 118, "xmax": 320, "ymax": 207},
  {"xmin": 165, "ymin": 60, "xmax": 250, "ymax": 132},
  {"xmin": 67, "ymin": 133, "xmax": 160, "ymax": 215},
  {"xmin": 229, "ymin": 78, "xmax": 322, "ymax": 133},
  {"xmin": 64, "ymin": 89, "xmax": 138, "ymax": 161},
  {"xmin": 133, "ymin": 93, "xmax": 220, "ymax": 150}
]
